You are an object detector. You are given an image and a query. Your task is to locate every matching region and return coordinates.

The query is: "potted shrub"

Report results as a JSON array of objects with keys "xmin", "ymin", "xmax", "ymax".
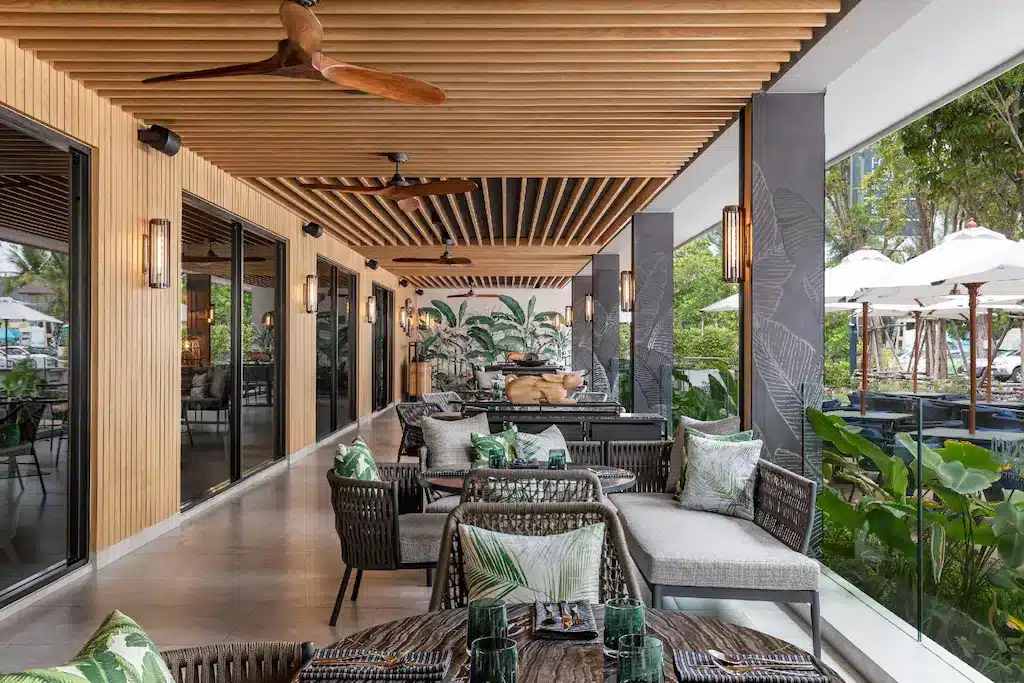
[{"xmin": 1, "ymin": 359, "xmax": 42, "ymax": 446}]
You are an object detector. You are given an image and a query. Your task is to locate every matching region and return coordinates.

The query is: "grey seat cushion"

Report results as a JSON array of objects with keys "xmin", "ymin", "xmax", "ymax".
[
  {"xmin": 421, "ymin": 412, "xmax": 491, "ymax": 469},
  {"xmin": 425, "ymin": 494, "xmax": 461, "ymax": 513},
  {"xmin": 666, "ymin": 415, "xmax": 741, "ymax": 493},
  {"xmin": 398, "ymin": 513, "xmax": 447, "ymax": 565},
  {"xmin": 614, "ymin": 493, "xmax": 819, "ymax": 591}
]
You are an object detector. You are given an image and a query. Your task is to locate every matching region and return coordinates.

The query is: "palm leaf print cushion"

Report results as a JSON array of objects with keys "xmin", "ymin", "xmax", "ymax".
[
  {"xmin": 514, "ymin": 425, "xmax": 570, "ymax": 462},
  {"xmin": 459, "ymin": 523, "xmax": 604, "ymax": 603},
  {"xmin": 679, "ymin": 433, "xmax": 762, "ymax": 521},
  {"xmin": 333, "ymin": 437, "xmax": 379, "ymax": 481},
  {"xmin": 675, "ymin": 427, "xmax": 755, "ymax": 496},
  {"xmin": 0, "ymin": 610, "xmax": 175, "ymax": 683},
  {"xmin": 471, "ymin": 426, "xmax": 518, "ymax": 464}
]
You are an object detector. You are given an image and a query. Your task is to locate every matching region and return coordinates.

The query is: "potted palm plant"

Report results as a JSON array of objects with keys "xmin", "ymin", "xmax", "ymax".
[{"xmin": 2, "ymin": 359, "xmax": 42, "ymax": 446}]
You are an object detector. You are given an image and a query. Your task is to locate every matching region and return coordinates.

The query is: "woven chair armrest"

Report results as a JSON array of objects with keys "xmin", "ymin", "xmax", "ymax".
[
  {"xmin": 567, "ymin": 440, "xmax": 603, "ymax": 466},
  {"xmin": 162, "ymin": 642, "xmax": 313, "ymax": 683},
  {"xmin": 606, "ymin": 440, "xmax": 671, "ymax": 493},
  {"xmin": 754, "ymin": 459, "xmax": 817, "ymax": 554},
  {"xmin": 378, "ymin": 462, "xmax": 425, "ymax": 514}
]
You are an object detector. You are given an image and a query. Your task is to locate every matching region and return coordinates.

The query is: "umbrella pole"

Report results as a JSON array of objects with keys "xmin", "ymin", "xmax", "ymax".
[
  {"xmin": 1019, "ymin": 315, "xmax": 1023, "ymax": 389},
  {"xmin": 861, "ymin": 302, "xmax": 869, "ymax": 416},
  {"xmin": 987, "ymin": 309, "xmax": 994, "ymax": 402},
  {"xmin": 912, "ymin": 311, "xmax": 921, "ymax": 393},
  {"xmin": 968, "ymin": 284, "xmax": 979, "ymax": 434}
]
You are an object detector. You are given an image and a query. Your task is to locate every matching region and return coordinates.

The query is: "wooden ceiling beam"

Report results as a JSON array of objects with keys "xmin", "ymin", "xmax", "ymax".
[
  {"xmin": 463, "ymin": 183, "xmax": 485, "ymax": 245},
  {"xmin": 429, "ymin": 192, "xmax": 468, "ymax": 245},
  {"xmin": 274, "ymin": 177, "xmax": 387, "ymax": 245},
  {"xmin": 59, "ymin": 59, "xmax": 780, "ymax": 72},
  {"xmin": 481, "ymin": 178, "xmax": 495, "ymax": 246},
  {"xmin": 540, "ymin": 178, "xmax": 566, "ymax": 246},
  {"xmin": 552, "ymin": 178, "xmax": 588, "ymax": 246},
  {"xmin": 563, "ymin": 178, "xmax": 612, "ymax": 245},
  {"xmin": 592, "ymin": 177, "xmax": 673, "ymax": 245},
  {"xmin": 527, "ymin": 178, "xmax": 547, "ymax": 247},
  {"xmin": 323, "ymin": 177, "xmax": 415, "ymax": 246},
  {"xmin": 243, "ymin": 177, "xmax": 358, "ymax": 245}
]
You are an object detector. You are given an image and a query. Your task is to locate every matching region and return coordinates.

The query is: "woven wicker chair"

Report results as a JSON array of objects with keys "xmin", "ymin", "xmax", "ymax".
[
  {"xmin": 567, "ymin": 441, "xmax": 603, "ymax": 466},
  {"xmin": 162, "ymin": 642, "xmax": 314, "ymax": 683},
  {"xmin": 606, "ymin": 440, "xmax": 671, "ymax": 493},
  {"xmin": 327, "ymin": 467, "xmax": 443, "ymax": 626},
  {"xmin": 460, "ymin": 468, "xmax": 605, "ymax": 504},
  {"xmin": 395, "ymin": 402, "xmax": 440, "ymax": 462},
  {"xmin": 422, "ymin": 391, "xmax": 462, "ymax": 413},
  {"xmin": 429, "ymin": 502, "xmax": 641, "ymax": 611}
]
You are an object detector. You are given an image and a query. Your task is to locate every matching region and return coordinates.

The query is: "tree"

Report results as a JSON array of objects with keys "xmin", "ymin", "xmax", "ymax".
[
  {"xmin": 3, "ymin": 245, "xmax": 69, "ymax": 320},
  {"xmin": 672, "ymin": 237, "xmax": 738, "ymax": 371}
]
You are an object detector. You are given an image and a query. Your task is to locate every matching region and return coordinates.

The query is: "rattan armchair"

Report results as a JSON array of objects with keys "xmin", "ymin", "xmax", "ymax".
[
  {"xmin": 422, "ymin": 391, "xmax": 462, "ymax": 413},
  {"xmin": 605, "ymin": 440, "xmax": 671, "ymax": 493},
  {"xmin": 460, "ymin": 468, "xmax": 605, "ymax": 504},
  {"xmin": 326, "ymin": 466, "xmax": 443, "ymax": 626},
  {"xmin": 395, "ymin": 402, "xmax": 440, "ymax": 462},
  {"xmin": 162, "ymin": 642, "xmax": 314, "ymax": 683},
  {"xmin": 429, "ymin": 502, "xmax": 641, "ymax": 611}
]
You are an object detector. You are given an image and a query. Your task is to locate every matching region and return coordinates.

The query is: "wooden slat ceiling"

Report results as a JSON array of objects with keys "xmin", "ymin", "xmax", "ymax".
[
  {"xmin": 0, "ymin": 0, "xmax": 841, "ymax": 289},
  {"xmin": 0, "ymin": 123, "xmax": 71, "ymax": 246}
]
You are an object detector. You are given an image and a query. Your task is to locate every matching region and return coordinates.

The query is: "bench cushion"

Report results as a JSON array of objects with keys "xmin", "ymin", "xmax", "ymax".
[
  {"xmin": 425, "ymin": 494, "xmax": 461, "ymax": 513},
  {"xmin": 398, "ymin": 513, "xmax": 447, "ymax": 565},
  {"xmin": 614, "ymin": 493, "xmax": 819, "ymax": 591}
]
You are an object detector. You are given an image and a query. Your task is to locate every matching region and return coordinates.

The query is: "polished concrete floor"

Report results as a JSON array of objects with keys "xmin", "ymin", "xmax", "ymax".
[{"xmin": 0, "ymin": 409, "xmax": 863, "ymax": 681}]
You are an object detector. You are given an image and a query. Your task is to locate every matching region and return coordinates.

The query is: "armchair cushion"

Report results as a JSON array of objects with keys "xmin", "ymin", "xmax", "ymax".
[
  {"xmin": 421, "ymin": 412, "xmax": 490, "ymax": 469},
  {"xmin": 515, "ymin": 424, "xmax": 570, "ymax": 462},
  {"xmin": 676, "ymin": 428, "xmax": 755, "ymax": 494},
  {"xmin": 399, "ymin": 513, "xmax": 447, "ymax": 565},
  {"xmin": 425, "ymin": 494, "xmax": 461, "ymax": 513},
  {"xmin": 679, "ymin": 434, "xmax": 761, "ymax": 521},
  {"xmin": 459, "ymin": 523, "xmax": 605, "ymax": 603},
  {"xmin": 333, "ymin": 437, "xmax": 379, "ymax": 481},
  {"xmin": 614, "ymin": 493, "xmax": 819, "ymax": 591},
  {"xmin": 667, "ymin": 415, "xmax": 741, "ymax": 494},
  {"xmin": 208, "ymin": 369, "xmax": 230, "ymax": 400}
]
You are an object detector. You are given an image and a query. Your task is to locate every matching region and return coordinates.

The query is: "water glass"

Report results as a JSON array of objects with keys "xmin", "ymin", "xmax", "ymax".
[
  {"xmin": 488, "ymin": 452, "xmax": 507, "ymax": 469},
  {"xmin": 467, "ymin": 598, "xmax": 508, "ymax": 654},
  {"xmin": 603, "ymin": 597, "xmax": 645, "ymax": 657},
  {"xmin": 617, "ymin": 635, "xmax": 664, "ymax": 683},
  {"xmin": 469, "ymin": 636, "xmax": 517, "ymax": 683},
  {"xmin": 547, "ymin": 449, "xmax": 567, "ymax": 470}
]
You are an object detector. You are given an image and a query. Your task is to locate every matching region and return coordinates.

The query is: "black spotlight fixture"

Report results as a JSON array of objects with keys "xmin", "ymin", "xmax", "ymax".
[
  {"xmin": 399, "ymin": 278, "xmax": 409, "ymax": 288},
  {"xmin": 416, "ymin": 289, "xmax": 424, "ymax": 296},
  {"xmin": 302, "ymin": 222, "xmax": 323, "ymax": 239},
  {"xmin": 137, "ymin": 125, "xmax": 181, "ymax": 157},
  {"xmin": 366, "ymin": 259, "xmax": 380, "ymax": 270}
]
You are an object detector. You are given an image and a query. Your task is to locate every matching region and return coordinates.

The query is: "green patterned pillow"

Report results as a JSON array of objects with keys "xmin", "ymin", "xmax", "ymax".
[
  {"xmin": 333, "ymin": 437, "xmax": 379, "ymax": 480},
  {"xmin": 0, "ymin": 610, "xmax": 175, "ymax": 683},
  {"xmin": 675, "ymin": 428, "xmax": 755, "ymax": 496},
  {"xmin": 471, "ymin": 426, "xmax": 517, "ymax": 464},
  {"xmin": 459, "ymin": 523, "xmax": 604, "ymax": 603},
  {"xmin": 514, "ymin": 425, "xmax": 570, "ymax": 462},
  {"xmin": 679, "ymin": 433, "xmax": 762, "ymax": 521}
]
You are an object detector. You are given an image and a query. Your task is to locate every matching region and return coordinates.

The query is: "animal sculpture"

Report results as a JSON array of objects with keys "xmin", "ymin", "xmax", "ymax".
[{"xmin": 504, "ymin": 373, "xmax": 583, "ymax": 405}]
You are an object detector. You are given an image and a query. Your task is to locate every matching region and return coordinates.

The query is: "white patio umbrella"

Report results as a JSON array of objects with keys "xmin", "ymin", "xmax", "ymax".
[
  {"xmin": 0, "ymin": 297, "xmax": 63, "ymax": 357},
  {"xmin": 851, "ymin": 224, "xmax": 1024, "ymax": 432}
]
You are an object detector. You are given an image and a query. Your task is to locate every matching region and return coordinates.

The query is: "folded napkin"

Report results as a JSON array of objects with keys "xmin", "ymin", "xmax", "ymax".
[
  {"xmin": 674, "ymin": 650, "xmax": 829, "ymax": 682},
  {"xmin": 297, "ymin": 647, "xmax": 453, "ymax": 682},
  {"xmin": 533, "ymin": 601, "xmax": 598, "ymax": 640}
]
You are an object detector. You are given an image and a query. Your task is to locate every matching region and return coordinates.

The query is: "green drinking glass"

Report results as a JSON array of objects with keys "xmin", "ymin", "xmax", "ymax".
[
  {"xmin": 617, "ymin": 635, "xmax": 664, "ymax": 683},
  {"xmin": 547, "ymin": 449, "xmax": 567, "ymax": 470},
  {"xmin": 603, "ymin": 597, "xmax": 645, "ymax": 657},
  {"xmin": 470, "ymin": 636, "xmax": 518, "ymax": 683},
  {"xmin": 488, "ymin": 452, "xmax": 507, "ymax": 469},
  {"xmin": 467, "ymin": 598, "xmax": 508, "ymax": 654}
]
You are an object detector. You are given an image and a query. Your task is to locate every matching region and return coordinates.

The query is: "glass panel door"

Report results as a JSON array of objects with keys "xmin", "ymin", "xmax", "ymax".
[
  {"xmin": 372, "ymin": 284, "xmax": 393, "ymax": 411},
  {"xmin": 337, "ymin": 270, "xmax": 356, "ymax": 428},
  {"xmin": 314, "ymin": 259, "xmax": 357, "ymax": 439}
]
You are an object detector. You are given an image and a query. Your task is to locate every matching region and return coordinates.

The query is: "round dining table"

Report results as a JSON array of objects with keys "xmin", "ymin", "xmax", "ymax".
[
  {"xmin": 418, "ymin": 463, "xmax": 637, "ymax": 496},
  {"xmin": 330, "ymin": 605, "xmax": 844, "ymax": 682}
]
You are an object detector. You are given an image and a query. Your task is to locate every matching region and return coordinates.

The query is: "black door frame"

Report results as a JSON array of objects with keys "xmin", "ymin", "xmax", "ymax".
[
  {"xmin": 0, "ymin": 106, "xmax": 91, "ymax": 608},
  {"xmin": 372, "ymin": 283, "xmax": 395, "ymax": 412},
  {"xmin": 315, "ymin": 256, "xmax": 358, "ymax": 440},
  {"xmin": 181, "ymin": 193, "xmax": 287, "ymax": 509}
]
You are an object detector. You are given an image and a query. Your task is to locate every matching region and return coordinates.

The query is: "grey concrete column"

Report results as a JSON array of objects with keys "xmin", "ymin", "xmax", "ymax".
[
  {"xmin": 571, "ymin": 276, "xmax": 592, "ymax": 375},
  {"xmin": 592, "ymin": 254, "xmax": 620, "ymax": 401},
  {"xmin": 632, "ymin": 213, "xmax": 674, "ymax": 420},
  {"xmin": 749, "ymin": 92, "xmax": 825, "ymax": 484}
]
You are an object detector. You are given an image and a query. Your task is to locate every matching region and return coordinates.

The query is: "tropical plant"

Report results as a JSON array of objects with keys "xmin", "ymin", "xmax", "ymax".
[
  {"xmin": 2, "ymin": 245, "xmax": 69, "ymax": 320},
  {"xmin": 671, "ymin": 369, "xmax": 738, "ymax": 426},
  {"xmin": 3, "ymin": 359, "xmax": 42, "ymax": 399}
]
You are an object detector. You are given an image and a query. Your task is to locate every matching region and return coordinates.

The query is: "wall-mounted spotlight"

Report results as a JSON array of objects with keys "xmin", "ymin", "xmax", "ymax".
[
  {"xmin": 137, "ymin": 125, "xmax": 181, "ymax": 157},
  {"xmin": 584, "ymin": 294, "xmax": 594, "ymax": 323},
  {"xmin": 304, "ymin": 274, "xmax": 318, "ymax": 314},
  {"xmin": 302, "ymin": 222, "xmax": 323, "ymax": 239},
  {"xmin": 399, "ymin": 278, "xmax": 410, "ymax": 288},
  {"xmin": 416, "ymin": 289, "xmax": 424, "ymax": 296},
  {"xmin": 620, "ymin": 270, "xmax": 634, "ymax": 313},
  {"xmin": 366, "ymin": 295, "xmax": 378, "ymax": 324},
  {"xmin": 722, "ymin": 205, "xmax": 748, "ymax": 284},
  {"xmin": 143, "ymin": 218, "xmax": 171, "ymax": 289},
  {"xmin": 366, "ymin": 259, "xmax": 380, "ymax": 271}
]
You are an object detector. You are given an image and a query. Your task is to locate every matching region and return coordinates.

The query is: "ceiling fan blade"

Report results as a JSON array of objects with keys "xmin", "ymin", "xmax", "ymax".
[
  {"xmin": 143, "ymin": 58, "xmax": 279, "ymax": 84},
  {"xmin": 392, "ymin": 257, "xmax": 446, "ymax": 264},
  {"xmin": 447, "ymin": 294, "xmax": 472, "ymax": 298},
  {"xmin": 296, "ymin": 182, "xmax": 383, "ymax": 194},
  {"xmin": 391, "ymin": 179, "xmax": 479, "ymax": 200},
  {"xmin": 397, "ymin": 196, "xmax": 427, "ymax": 213},
  {"xmin": 439, "ymin": 257, "xmax": 473, "ymax": 266},
  {"xmin": 313, "ymin": 53, "xmax": 446, "ymax": 106},
  {"xmin": 279, "ymin": 0, "xmax": 323, "ymax": 54}
]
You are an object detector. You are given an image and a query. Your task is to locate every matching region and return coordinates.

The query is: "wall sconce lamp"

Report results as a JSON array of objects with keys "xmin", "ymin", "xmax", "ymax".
[
  {"xmin": 206, "ymin": 304, "xmax": 215, "ymax": 325},
  {"xmin": 262, "ymin": 311, "xmax": 275, "ymax": 329},
  {"xmin": 304, "ymin": 274, "xmax": 318, "ymax": 314},
  {"xmin": 722, "ymin": 205, "xmax": 748, "ymax": 284},
  {"xmin": 620, "ymin": 270, "xmax": 634, "ymax": 313},
  {"xmin": 399, "ymin": 299, "xmax": 410, "ymax": 333},
  {"xmin": 143, "ymin": 218, "xmax": 171, "ymax": 289},
  {"xmin": 584, "ymin": 294, "xmax": 594, "ymax": 323},
  {"xmin": 366, "ymin": 295, "xmax": 378, "ymax": 324},
  {"xmin": 564, "ymin": 306, "xmax": 574, "ymax": 327}
]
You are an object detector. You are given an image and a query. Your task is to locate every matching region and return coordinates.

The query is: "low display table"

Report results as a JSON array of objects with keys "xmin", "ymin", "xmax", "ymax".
[{"xmin": 418, "ymin": 463, "xmax": 637, "ymax": 496}]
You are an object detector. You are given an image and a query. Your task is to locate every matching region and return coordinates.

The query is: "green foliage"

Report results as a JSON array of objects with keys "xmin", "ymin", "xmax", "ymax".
[
  {"xmin": 675, "ymin": 326, "xmax": 737, "ymax": 374},
  {"xmin": 2, "ymin": 245, "xmax": 69, "ymax": 321},
  {"xmin": 671, "ymin": 369, "xmax": 737, "ymax": 426},
  {"xmin": 672, "ymin": 236, "xmax": 738, "ymax": 371},
  {"xmin": 2, "ymin": 359, "xmax": 42, "ymax": 400}
]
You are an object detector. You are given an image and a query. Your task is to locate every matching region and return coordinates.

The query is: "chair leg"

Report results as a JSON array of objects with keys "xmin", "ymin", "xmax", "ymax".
[
  {"xmin": 350, "ymin": 569, "xmax": 364, "ymax": 601},
  {"xmin": 810, "ymin": 592, "xmax": 821, "ymax": 658},
  {"xmin": 31, "ymin": 446, "xmax": 46, "ymax": 496},
  {"xmin": 651, "ymin": 584, "xmax": 663, "ymax": 611},
  {"xmin": 330, "ymin": 566, "xmax": 352, "ymax": 627},
  {"xmin": 426, "ymin": 568, "xmax": 433, "ymax": 587}
]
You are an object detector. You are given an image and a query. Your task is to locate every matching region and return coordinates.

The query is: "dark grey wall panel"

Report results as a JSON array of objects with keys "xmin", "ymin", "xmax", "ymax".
[
  {"xmin": 749, "ymin": 93, "xmax": 825, "ymax": 489},
  {"xmin": 592, "ymin": 253, "xmax": 620, "ymax": 401},
  {"xmin": 632, "ymin": 213, "xmax": 674, "ymax": 420},
  {"xmin": 571, "ymin": 275, "xmax": 592, "ymax": 375}
]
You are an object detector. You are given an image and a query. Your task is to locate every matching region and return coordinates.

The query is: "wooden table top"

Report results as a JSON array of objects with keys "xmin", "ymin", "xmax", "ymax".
[
  {"xmin": 330, "ymin": 605, "xmax": 844, "ymax": 682},
  {"xmin": 419, "ymin": 464, "xmax": 637, "ymax": 495}
]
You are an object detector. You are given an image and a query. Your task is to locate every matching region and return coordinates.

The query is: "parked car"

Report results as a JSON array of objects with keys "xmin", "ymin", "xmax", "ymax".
[
  {"xmin": 986, "ymin": 350, "xmax": 1022, "ymax": 382},
  {"xmin": 0, "ymin": 346, "xmax": 59, "ymax": 369}
]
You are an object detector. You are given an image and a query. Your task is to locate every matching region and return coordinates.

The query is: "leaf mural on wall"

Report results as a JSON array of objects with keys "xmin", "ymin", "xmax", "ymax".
[
  {"xmin": 751, "ymin": 162, "xmax": 793, "ymax": 320},
  {"xmin": 775, "ymin": 187, "xmax": 826, "ymax": 318},
  {"xmin": 752, "ymin": 317, "xmax": 821, "ymax": 443}
]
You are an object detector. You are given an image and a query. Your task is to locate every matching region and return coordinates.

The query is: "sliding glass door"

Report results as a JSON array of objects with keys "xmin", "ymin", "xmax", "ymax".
[
  {"xmin": 180, "ymin": 195, "xmax": 285, "ymax": 507},
  {"xmin": 315, "ymin": 258, "xmax": 357, "ymax": 441},
  {"xmin": 372, "ymin": 284, "xmax": 394, "ymax": 412}
]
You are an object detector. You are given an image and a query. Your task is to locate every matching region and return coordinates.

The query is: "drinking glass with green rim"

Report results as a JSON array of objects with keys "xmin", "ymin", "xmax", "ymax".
[
  {"xmin": 467, "ymin": 598, "xmax": 508, "ymax": 654},
  {"xmin": 617, "ymin": 635, "xmax": 664, "ymax": 683},
  {"xmin": 469, "ymin": 636, "xmax": 517, "ymax": 683},
  {"xmin": 603, "ymin": 597, "xmax": 645, "ymax": 657}
]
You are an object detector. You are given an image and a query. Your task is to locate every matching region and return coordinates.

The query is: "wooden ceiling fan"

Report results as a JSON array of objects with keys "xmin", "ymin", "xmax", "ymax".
[
  {"xmin": 448, "ymin": 289, "xmax": 501, "ymax": 299},
  {"xmin": 392, "ymin": 239, "xmax": 471, "ymax": 267},
  {"xmin": 298, "ymin": 152, "xmax": 477, "ymax": 212},
  {"xmin": 142, "ymin": 0, "xmax": 445, "ymax": 106}
]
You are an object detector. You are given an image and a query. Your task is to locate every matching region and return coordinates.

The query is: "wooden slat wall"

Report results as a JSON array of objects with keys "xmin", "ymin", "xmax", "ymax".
[{"xmin": 0, "ymin": 37, "xmax": 409, "ymax": 551}]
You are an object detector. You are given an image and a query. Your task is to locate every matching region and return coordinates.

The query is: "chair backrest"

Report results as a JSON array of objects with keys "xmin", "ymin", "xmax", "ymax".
[
  {"xmin": 429, "ymin": 501, "xmax": 641, "ymax": 611},
  {"xmin": 422, "ymin": 391, "xmax": 460, "ymax": 412},
  {"xmin": 753, "ymin": 459, "xmax": 817, "ymax": 554},
  {"xmin": 460, "ymin": 468, "xmax": 604, "ymax": 504},
  {"xmin": 162, "ymin": 642, "xmax": 314, "ymax": 683},
  {"xmin": 396, "ymin": 401, "xmax": 439, "ymax": 428},
  {"xmin": 326, "ymin": 470, "xmax": 400, "ymax": 571},
  {"xmin": 605, "ymin": 440, "xmax": 671, "ymax": 493},
  {"xmin": 567, "ymin": 441, "xmax": 603, "ymax": 466}
]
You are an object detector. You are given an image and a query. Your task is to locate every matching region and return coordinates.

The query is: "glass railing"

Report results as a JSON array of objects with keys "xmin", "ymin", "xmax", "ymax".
[{"xmin": 810, "ymin": 385, "xmax": 1024, "ymax": 681}]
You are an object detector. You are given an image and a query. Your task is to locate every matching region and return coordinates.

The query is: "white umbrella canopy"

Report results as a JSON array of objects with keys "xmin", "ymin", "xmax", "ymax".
[
  {"xmin": 702, "ymin": 293, "xmax": 739, "ymax": 313},
  {"xmin": 918, "ymin": 296, "xmax": 1024, "ymax": 320},
  {"xmin": 0, "ymin": 297, "xmax": 62, "ymax": 324},
  {"xmin": 824, "ymin": 248, "xmax": 904, "ymax": 302}
]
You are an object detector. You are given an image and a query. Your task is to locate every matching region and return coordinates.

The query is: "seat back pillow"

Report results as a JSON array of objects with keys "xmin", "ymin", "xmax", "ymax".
[
  {"xmin": 333, "ymin": 437, "xmax": 379, "ymax": 481},
  {"xmin": 472, "ymin": 425, "xmax": 518, "ymax": 464},
  {"xmin": 666, "ymin": 414, "xmax": 741, "ymax": 493},
  {"xmin": 421, "ymin": 411, "xmax": 491, "ymax": 469},
  {"xmin": 514, "ymin": 424, "xmax": 570, "ymax": 462},
  {"xmin": 679, "ymin": 433, "xmax": 762, "ymax": 521}
]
